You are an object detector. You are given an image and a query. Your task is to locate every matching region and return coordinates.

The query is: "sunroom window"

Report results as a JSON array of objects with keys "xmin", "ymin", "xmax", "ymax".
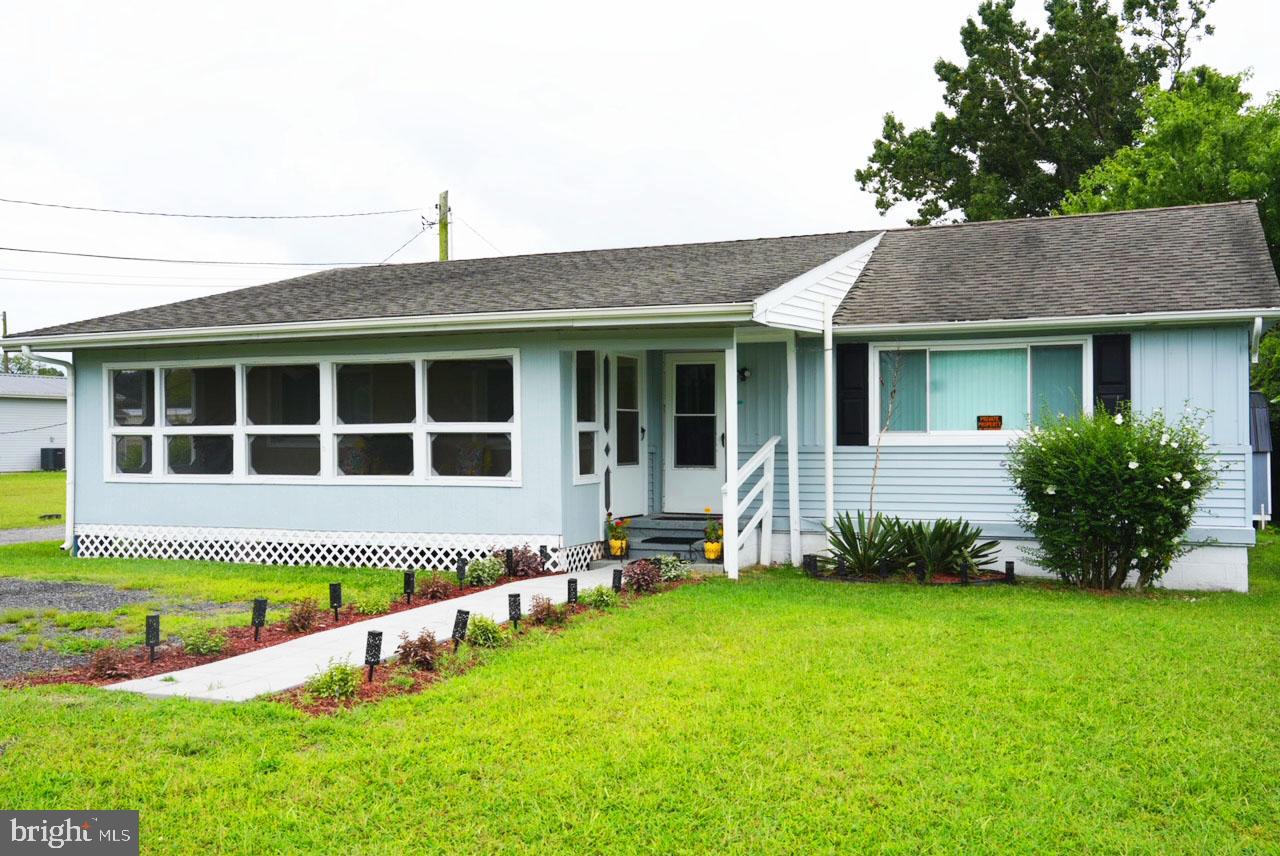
[
  {"xmin": 877, "ymin": 343, "xmax": 1085, "ymax": 434},
  {"xmin": 425, "ymin": 357, "xmax": 517, "ymax": 479}
]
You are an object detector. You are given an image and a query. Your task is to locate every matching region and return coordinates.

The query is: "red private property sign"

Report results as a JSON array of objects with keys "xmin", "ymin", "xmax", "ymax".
[{"xmin": 976, "ymin": 415, "xmax": 1003, "ymax": 431}]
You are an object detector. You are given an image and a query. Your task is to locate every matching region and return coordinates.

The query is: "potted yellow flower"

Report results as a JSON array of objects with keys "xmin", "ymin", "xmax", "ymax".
[
  {"xmin": 606, "ymin": 515, "xmax": 630, "ymax": 557},
  {"xmin": 703, "ymin": 507, "xmax": 723, "ymax": 560}
]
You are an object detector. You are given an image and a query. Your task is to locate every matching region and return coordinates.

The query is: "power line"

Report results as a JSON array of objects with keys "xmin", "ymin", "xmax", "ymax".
[
  {"xmin": 0, "ymin": 196, "xmax": 419, "ymax": 220},
  {"xmin": 0, "ymin": 244, "xmax": 392, "ymax": 268},
  {"xmin": 0, "ymin": 266, "xmax": 268, "ymax": 282},
  {"xmin": 380, "ymin": 228, "xmax": 428, "ymax": 264},
  {"xmin": 454, "ymin": 214, "xmax": 503, "ymax": 255},
  {"xmin": 0, "ymin": 420, "xmax": 66, "ymax": 435},
  {"xmin": 0, "ymin": 274, "xmax": 249, "ymax": 289}
]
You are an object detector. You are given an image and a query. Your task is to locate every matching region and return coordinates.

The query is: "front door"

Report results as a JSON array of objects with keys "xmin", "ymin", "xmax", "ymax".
[
  {"xmin": 610, "ymin": 354, "xmax": 647, "ymax": 517},
  {"xmin": 663, "ymin": 353, "xmax": 725, "ymax": 513}
]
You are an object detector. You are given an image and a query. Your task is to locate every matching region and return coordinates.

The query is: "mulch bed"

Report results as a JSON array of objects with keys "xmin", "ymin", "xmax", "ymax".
[
  {"xmin": 274, "ymin": 666, "xmax": 442, "ymax": 715},
  {"xmin": 2, "ymin": 570, "xmax": 563, "ymax": 690}
]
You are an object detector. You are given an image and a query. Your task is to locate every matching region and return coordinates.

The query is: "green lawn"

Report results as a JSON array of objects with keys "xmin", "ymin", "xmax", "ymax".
[
  {"xmin": 0, "ymin": 471, "xmax": 64, "ymax": 529},
  {"xmin": 2, "ymin": 539, "xmax": 1280, "ymax": 853}
]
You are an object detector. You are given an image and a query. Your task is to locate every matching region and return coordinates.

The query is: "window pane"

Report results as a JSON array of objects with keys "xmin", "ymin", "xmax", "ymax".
[
  {"xmin": 1031, "ymin": 345, "xmax": 1084, "ymax": 426},
  {"xmin": 246, "ymin": 365, "xmax": 320, "ymax": 425},
  {"xmin": 617, "ymin": 411, "xmax": 640, "ymax": 466},
  {"xmin": 430, "ymin": 433, "xmax": 512, "ymax": 478},
  {"xmin": 112, "ymin": 370, "xmax": 154, "ymax": 426},
  {"xmin": 879, "ymin": 350, "xmax": 926, "ymax": 431},
  {"xmin": 675, "ymin": 415, "xmax": 716, "ymax": 467},
  {"xmin": 167, "ymin": 435, "xmax": 233, "ymax": 475},
  {"xmin": 165, "ymin": 367, "xmax": 235, "ymax": 426},
  {"xmin": 249, "ymin": 435, "xmax": 320, "ymax": 475},
  {"xmin": 575, "ymin": 351, "xmax": 596, "ymax": 423},
  {"xmin": 603, "ymin": 356, "xmax": 611, "ymax": 432},
  {"xmin": 338, "ymin": 434, "xmax": 414, "ymax": 476},
  {"xmin": 674, "ymin": 364, "xmax": 716, "ymax": 414},
  {"xmin": 578, "ymin": 430, "xmax": 595, "ymax": 476},
  {"xmin": 617, "ymin": 357, "xmax": 638, "ymax": 410},
  {"xmin": 114, "ymin": 435, "xmax": 152, "ymax": 474},
  {"xmin": 337, "ymin": 363, "xmax": 415, "ymax": 424},
  {"xmin": 427, "ymin": 359, "xmax": 514, "ymax": 423},
  {"xmin": 929, "ymin": 349, "xmax": 1028, "ymax": 431}
]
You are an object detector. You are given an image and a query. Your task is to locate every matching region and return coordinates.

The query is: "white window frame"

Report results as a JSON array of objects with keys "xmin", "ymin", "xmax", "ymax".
[
  {"xmin": 869, "ymin": 334, "xmax": 1093, "ymax": 446},
  {"xmin": 572, "ymin": 349, "xmax": 601, "ymax": 485},
  {"xmin": 102, "ymin": 348, "xmax": 522, "ymax": 487}
]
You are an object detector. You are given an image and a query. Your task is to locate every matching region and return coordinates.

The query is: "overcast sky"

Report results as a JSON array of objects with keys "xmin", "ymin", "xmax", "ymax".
[{"xmin": 1, "ymin": 0, "xmax": 1276, "ymax": 337}]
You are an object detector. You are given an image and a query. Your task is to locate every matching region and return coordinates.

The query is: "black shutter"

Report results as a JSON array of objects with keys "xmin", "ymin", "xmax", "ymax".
[
  {"xmin": 836, "ymin": 342, "xmax": 869, "ymax": 446},
  {"xmin": 1093, "ymin": 334, "xmax": 1131, "ymax": 414}
]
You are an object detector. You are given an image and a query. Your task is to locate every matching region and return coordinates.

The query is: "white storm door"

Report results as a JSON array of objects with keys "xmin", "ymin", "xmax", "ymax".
[
  {"xmin": 610, "ymin": 354, "xmax": 647, "ymax": 517},
  {"xmin": 662, "ymin": 353, "xmax": 725, "ymax": 513}
]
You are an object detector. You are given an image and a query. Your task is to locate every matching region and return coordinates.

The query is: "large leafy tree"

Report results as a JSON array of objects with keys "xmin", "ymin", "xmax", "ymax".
[{"xmin": 856, "ymin": 0, "xmax": 1213, "ymax": 224}]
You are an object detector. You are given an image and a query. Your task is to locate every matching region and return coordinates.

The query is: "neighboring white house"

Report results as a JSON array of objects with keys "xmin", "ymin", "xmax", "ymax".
[{"xmin": 0, "ymin": 373, "xmax": 67, "ymax": 472}]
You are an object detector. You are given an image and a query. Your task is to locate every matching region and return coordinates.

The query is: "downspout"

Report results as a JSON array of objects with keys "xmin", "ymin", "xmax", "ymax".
[
  {"xmin": 21, "ymin": 347, "xmax": 74, "ymax": 552},
  {"xmin": 822, "ymin": 300, "xmax": 835, "ymax": 528}
]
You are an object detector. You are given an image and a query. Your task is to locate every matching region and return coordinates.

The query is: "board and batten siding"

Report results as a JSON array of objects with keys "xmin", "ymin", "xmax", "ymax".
[
  {"xmin": 735, "ymin": 326, "xmax": 1254, "ymax": 546},
  {"xmin": 72, "ymin": 334, "xmax": 567, "ymax": 537},
  {"xmin": 0, "ymin": 397, "xmax": 66, "ymax": 472}
]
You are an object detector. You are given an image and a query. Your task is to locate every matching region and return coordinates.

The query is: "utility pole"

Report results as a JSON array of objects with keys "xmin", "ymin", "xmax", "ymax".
[
  {"xmin": 1, "ymin": 311, "xmax": 7, "ymax": 374},
  {"xmin": 437, "ymin": 190, "xmax": 450, "ymax": 261}
]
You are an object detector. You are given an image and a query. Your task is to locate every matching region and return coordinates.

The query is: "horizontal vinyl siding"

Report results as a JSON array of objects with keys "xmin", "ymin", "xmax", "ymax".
[{"xmin": 0, "ymin": 398, "xmax": 66, "ymax": 472}]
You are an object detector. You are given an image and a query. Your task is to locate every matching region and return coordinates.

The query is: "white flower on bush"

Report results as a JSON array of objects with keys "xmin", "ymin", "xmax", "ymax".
[
  {"xmin": 1157, "ymin": 484, "xmax": 1164, "ymax": 489},
  {"xmin": 1139, "ymin": 548, "xmax": 1149, "ymax": 558},
  {"xmin": 1194, "ymin": 462, "xmax": 1202, "ymax": 471},
  {"xmin": 1160, "ymin": 433, "xmax": 1170, "ymax": 445},
  {"xmin": 1045, "ymin": 485, "xmax": 1056, "ymax": 495},
  {"xmin": 1180, "ymin": 505, "xmax": 1189, "ymax": 514},
  {"xmin": 1181, "ymin": 480, "xmax": 1191, "ymax": 489},
  {"xmin": 1171, "ymin": 441, "xmax": 1179, "ymax": 448},
  {"xmin": 1128, "ymin": 460, "xmax": 1139, "ymax": 470},
  {"xmin": 1114, "ymin": 413, "xmax": 1124, "ymax": 425},
  {"xmin": 1172, "ymin": 472, "xmax": 1182, "ymax": 481},
  {"xmin": 1029, "ymin": 512, "xmax": 1039, "ymax": 523}
]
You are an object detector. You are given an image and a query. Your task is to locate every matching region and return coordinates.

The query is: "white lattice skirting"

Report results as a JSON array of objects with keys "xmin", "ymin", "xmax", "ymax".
[{"xmin": 74, "ymin": 524, "xmax": 604, "ymax": 574}]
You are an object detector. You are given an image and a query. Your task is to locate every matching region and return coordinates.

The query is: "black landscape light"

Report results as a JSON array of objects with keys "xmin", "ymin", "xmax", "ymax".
[
  {"xmin": 452, "ymin": 609, "xmax": 470, "ymax": 652},
  {"xmin": 455, "ymin": 554, "xmax": 467, "ymax": 586},
  {"xmin": 365, "ymin": 630, "xmax": 383, "ymax": 682},
  {"xmin": 251, "ymin": 598, "xmax": 267, "ymax": 641},
  {"xmin": 509, "ymin": 593, "xmax": 521, "ymax": 629},
  {"xmin": 329, "ymin": 582, "xmax": 342, "ymax": 622},
  {"xmin": 505, "ymin": 548, "xmax": 515, "ymax": 575},
  {"xmin": 612, "ymin": 567, "xmax": 623, "ymax": 593},
  {"xmin": 960, "ymin": 563, "xmax": 970, "ymax": 586},
  {"xmin": 539, "ymin": 545, "xmax": 551, "ymax": 567},
  {"xmin": 145, "ymin": 613, "xmax": 160, "ymax": 662},
  {"xmin": 567, "ymin": 578, "xmax": 578, "ymax": 604},
  {"xmin": 403, "ymin": 571, "xmax": 416, "ymax": 605},
  {"xmin": 1005, "ymin": 560, "xmax": 1016, "ymax": 584},
  {"xmin": 802, "ymin": 554, "xmax": 818, "ymax": 576},
  {"xmin": 836, "ymin": 557, "xmax": 848, "ymax": 578}
]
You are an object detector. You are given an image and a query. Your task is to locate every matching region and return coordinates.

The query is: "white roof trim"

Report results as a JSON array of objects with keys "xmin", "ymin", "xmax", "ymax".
[
  {"xmin": 1, "ymin": 302, "xmax": 756, "ymax": 351},
  {"xmin": 833, "ymin": 307, "xmax": 1280, "ymax": 336},
  {"xmin": 751, "ymin": 232, "xmax": 883, "ymax": 332}
]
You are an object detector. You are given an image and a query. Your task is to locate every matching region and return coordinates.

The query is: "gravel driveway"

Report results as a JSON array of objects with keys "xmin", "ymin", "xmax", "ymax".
[{"xmin": 0, "ymin": 526, "xmax": 63, "ymax": 546}]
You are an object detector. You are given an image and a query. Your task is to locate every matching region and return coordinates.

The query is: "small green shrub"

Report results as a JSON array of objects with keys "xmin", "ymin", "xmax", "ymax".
[
  {"xmin": 528, "ymin": 594, "xmax": 566, "ymax": 626},
  {"xmin": 579, "ymin": 586, "xmax": 619, "ymax": 610},
  {"xmin": 180, "ymin": 626, "xmax": 227, "ymax": 655},
  {"xmin": 465, "ymin": 614, "xmax": 509, "ymax": 648},
  {"xmin": 396, "ymin": 629, "xmax": 445, "ymax": 671},
  {"xmin": 1007, "ymin": 404, "xmax": 1217, "ymax": 589},
  {"xmin": 387, "ymin": 669, "xmax": 416, "ymax": 691},
  {"xmin": 898, "ymin": 519, "xmax": 1000, "ymax": 580},
  {"xmin": 416, "ymin": 573, "xmax": 457, "ymax": 601},
  {"xmin": 306, "ymin": 659, "xmax": 361, "ymax": 700},
  {"xmin": 623, "ymin": 559, "xmax": 662, "ymax": 593},
  {"xmin": 354, "ymin": 597, "xmax": 392, "ymax": 616},
  {"xmin": 823, "ymin": 511, "xmax": 902, "ymax": 576},
  {"xmin": 654, "ymin": 554, "xmax": 692, "ymax": 581},
  {"xmin": 285, "ymin": 599, "xmax": 320, "ymax": 632},
  {"xmin": 465, "ymin": 556, "xmax": 505, "ymax": 587}
]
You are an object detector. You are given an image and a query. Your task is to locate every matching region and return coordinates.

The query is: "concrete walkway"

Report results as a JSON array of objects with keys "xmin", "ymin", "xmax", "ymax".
[
  {"xmin": 106, "ymin": 565, "xmax": 621, "ymax": 702},
  {"xmin": 0, "ymin": 525, "xmax": 62, "ymax": 545}
]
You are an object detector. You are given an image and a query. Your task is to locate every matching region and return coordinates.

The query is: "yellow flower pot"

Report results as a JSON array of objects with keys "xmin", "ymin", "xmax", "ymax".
[
  {"xmin": 609, "ymin": 538, "xmax": 628, "ymax": 557},
  {"xmin": 704, "ymin": 541, "xmax": 722, "ymax": 561}
]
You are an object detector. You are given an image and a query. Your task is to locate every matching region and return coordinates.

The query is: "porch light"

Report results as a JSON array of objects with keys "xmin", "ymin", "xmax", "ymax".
[
  {"xmin": 329, "ymin": 582, "xmax": 342, "ymax": 622},
  {"xmin": 508, "ymin": 593, "xmax": 521, "ymax": 629},
  {"xmin": 568, "ymin": 578, "xmax": 578, "ymax": 604},
  {"xmin": 451, "ymin": 609, "xmax": 470, "ymax": 652},
  {"xmin": 251, "ymin": 598, "xmax": 267, "ymax": 641},
  {"xmin": 737, "ymin": 367, "xmax": 751, "ymax": 382},
  {"xmin": 365, "ymin": 630, "xmax": 383, "ymax": 682},
  {"xmin": 145, "ymin": 613, "xmax": 160, "ymax": 662},
  {"xmin": 403, "ymin": 571, "xmax": 416, "ymax": 605}
]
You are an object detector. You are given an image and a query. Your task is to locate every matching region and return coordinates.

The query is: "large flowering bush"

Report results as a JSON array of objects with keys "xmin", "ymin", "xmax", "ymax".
[{"xmin": 1006, "ymin": 405, "xmax": 1217, "ymax": 590}]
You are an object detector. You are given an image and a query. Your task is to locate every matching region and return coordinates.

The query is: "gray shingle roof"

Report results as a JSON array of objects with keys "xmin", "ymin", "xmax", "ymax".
[
  {"xmin": 836, "ymin": 202, "xmax": 1280, "ymax": 326},
  {"xmin": 0, "ymin": 373, "xmax": 66, "ymax": 398},
  {"xmin": 9, "ymin": 201, "xmax": 1278, "ymax": 341}
]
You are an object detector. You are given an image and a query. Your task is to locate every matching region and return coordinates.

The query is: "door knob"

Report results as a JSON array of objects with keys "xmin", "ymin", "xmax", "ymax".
[{"xmin": 640, "ymin": 426, "xmax": 646, "ymax": 440}]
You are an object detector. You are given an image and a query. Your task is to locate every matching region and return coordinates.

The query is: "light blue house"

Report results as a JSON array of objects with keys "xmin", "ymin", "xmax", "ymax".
[{"xmin": 6, "ymin": 202, "xmax": 1278, "ymax": 590}]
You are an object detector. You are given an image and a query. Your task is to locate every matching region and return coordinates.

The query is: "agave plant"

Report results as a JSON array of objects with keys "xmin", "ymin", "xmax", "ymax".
[
  {"xmin": 822, "ymin": 511, "xmax": 902, "ymax": 577},
  {"xmin": 898, "ymin": 518, "xmax": 999, "ymax": 581}
]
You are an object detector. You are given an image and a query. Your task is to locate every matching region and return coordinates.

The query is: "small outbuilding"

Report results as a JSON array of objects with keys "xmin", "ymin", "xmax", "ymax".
[{"xmin": 0, "ymin": 373, "xmax": 67, "ymax": 472}]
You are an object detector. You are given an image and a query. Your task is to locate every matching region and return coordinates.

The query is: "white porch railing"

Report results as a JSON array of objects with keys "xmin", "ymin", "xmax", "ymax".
[{"xmin": 721, "ymin": 434, "xmax": 781, "ymax": 579}]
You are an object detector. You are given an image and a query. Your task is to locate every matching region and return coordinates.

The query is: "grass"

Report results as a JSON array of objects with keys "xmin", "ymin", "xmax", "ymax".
[
  {"xmin": 0, "ymin": 471, "xmax": 64, "ymax": 529},
  {"xmin": 1, "ymin": 540, "xmax": 1280, "ymax": 852}
]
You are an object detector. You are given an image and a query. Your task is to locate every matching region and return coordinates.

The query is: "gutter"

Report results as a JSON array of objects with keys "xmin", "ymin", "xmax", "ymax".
[
  {"xmin": 833, "ymin": 307, "xmax": 1280, "ymax": 337},
  {"xmin": 21, "ymin": 347, "xmax": 74, "ymax": 553},
  {"xmin": 0, "ymin": 302, "xmax": 757, "ymax": 352}
]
